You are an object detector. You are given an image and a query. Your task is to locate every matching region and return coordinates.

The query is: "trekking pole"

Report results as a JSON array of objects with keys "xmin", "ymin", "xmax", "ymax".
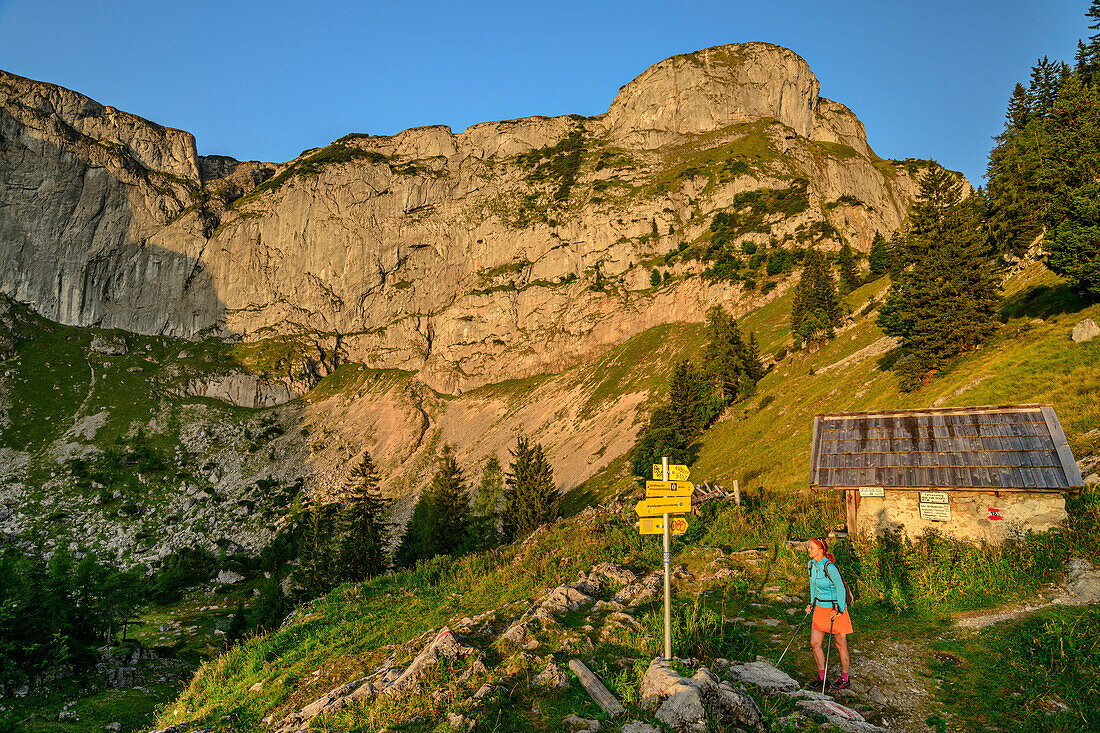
[
  {"xmin": 822, "ymin": 614, "xmax": 834, "ymax": 695},
  {"xmin": 775, "ymin": 609, "xmax": 809, "ymax": 668}
]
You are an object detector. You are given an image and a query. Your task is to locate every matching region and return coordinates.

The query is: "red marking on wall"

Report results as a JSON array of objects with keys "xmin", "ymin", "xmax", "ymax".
[{"xmin": 988, "ymin": 508, "xmax": 1003, "ymax": 521}]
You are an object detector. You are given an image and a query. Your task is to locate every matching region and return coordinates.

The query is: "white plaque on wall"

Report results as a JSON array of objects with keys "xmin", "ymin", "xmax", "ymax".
[
  {"xmin": 919, "ymin": 502, "xmax": 952, "ymax": 521},
  {"xmin": 920, "ymin": 491, "xmax": 950, "ymax": 504},
  {"xmin": 858, "ymin": 486, "xmax": 885, "ymax": 497}
]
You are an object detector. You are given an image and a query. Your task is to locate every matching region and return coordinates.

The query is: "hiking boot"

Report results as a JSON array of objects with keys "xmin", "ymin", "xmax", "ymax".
[
  {"xmin": 827, "ymin": 676, "xmax": 850, "ymax": 691},
  {"xmin": 804, "ymin": 676, "xmax": 825, "ymax": 690}
]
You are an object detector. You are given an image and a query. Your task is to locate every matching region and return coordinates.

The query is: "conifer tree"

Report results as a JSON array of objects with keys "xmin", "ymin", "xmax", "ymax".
[
  {"xmin": 470, "ymin": 455, "xmax": 504, "ymax": 549},
  {"xmin": 837, "ymin": 243, "xmax": 860, "ymax": 294},
  {"xmin": 335, "ymin": 450, "xmax": 391, "ymax": 581},
  {"xmin": 868, "ymin": 231, "xmax": 891, "ymax": 277},
  {"xmin": 502, "ymin": 436, "xmax": 558, "ymax": 540},
  {"xmin": 395, "ymin": 445, "xmax": 471, "ymax": 565},
  {"xmin": 790, "ymin": 247, "xmax": 842, "ymax": 341},
  {"xmin": 878, "ymin": 164, "xmax": 1001, "ymax": 390}
]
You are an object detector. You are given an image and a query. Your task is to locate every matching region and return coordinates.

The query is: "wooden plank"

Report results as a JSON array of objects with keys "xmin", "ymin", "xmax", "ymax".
[
  {"xmin": 1041, "ymin": 405, "xmax": 1085, "ymax": 487},
  {"xmin": 809, "ymin": 415, "xmax": 822, "ymax": 486},
  {"xmin": 569, "ymin": 659, "xmax": 625, "ymax": 717}
]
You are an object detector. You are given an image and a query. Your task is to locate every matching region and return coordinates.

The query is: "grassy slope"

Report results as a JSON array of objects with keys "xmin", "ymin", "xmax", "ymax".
[{"xmin": 149, "ymin": 262, "xmax": 1100, "ymax": 732}]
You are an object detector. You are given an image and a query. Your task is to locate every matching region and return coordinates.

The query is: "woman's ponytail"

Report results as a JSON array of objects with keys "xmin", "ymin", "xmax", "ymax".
[{"xmin": 812, "ymin": 537, "xmax": 836, "ymax": 563}]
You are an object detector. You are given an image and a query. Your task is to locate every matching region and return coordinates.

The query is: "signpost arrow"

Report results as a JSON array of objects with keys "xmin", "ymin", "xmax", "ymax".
[
  {"xmin": 635, "ymin": 497, "xmax": 690, "ymax": 516},
  {"xmin": 652, "ymin": 464, "xmax": 689, "ymax": 481},
  {"xmin": 639, "ymin": 516, "xmax": 688, "ymax": 535},
  {"xmin": 645, "ymin": 480, "xmax": 694, "ymax": 498}
]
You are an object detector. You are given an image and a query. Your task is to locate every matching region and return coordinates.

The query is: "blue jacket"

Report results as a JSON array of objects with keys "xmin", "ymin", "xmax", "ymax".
[{"xmin": 808, "ymin": 557, "xmax": 847, "ymax": 613}]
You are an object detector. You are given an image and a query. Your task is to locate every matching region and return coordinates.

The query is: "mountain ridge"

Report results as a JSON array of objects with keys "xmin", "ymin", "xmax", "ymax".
[{"xmin": 1, "ymin": 42, "xmax": 937, "ymax": 396}]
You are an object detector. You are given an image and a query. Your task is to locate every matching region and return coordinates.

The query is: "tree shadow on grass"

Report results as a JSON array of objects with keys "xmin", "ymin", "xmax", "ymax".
[{"xmin": 998, "ymin": 283, "xmax": 1095, "ymax": 322}]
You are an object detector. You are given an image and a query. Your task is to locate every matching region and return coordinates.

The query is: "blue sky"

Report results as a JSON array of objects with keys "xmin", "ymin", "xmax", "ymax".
[{"xmin": 0, "ymin": 1, "xmax": 1089, "ymax": 185}]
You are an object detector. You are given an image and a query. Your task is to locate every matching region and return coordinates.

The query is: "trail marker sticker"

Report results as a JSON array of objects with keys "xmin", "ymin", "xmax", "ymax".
[
  {"xmin": 652, "ymin": 464, "xmax": 689, "ymax": 481},
  {"xmin": 640, "ymin": 516, "xmax": 688, "ymax": 535},
  {"xmin": 988, "ymin": 507, "xmax": 1003, "ymax": 521},
  {"xmin": 635, "ymin": 497, "xmax": 690, "ymax": 517}
]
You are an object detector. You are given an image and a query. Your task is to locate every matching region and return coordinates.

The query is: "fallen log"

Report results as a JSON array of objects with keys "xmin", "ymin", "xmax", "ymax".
[{"xmin": 568, "ymin": 659, "xmax": 625, "ymax": 717}]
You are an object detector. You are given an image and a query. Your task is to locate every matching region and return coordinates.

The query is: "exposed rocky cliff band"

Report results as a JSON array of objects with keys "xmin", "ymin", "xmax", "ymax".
[{"xmin": 1, "ymin": 42, "xmax": 938, "ymax": 394}]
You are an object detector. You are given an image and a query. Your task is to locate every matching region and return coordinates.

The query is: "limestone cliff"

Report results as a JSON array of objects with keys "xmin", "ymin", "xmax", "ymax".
[{"xmin": 1, "ymin": 42, "xmax": 937, "ymax": 395}]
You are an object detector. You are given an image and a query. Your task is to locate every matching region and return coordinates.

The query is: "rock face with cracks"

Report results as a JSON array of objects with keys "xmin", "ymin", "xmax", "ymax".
[{"xmin": 1, "ymin": 42, "xmax": 939, "ymax": 397}]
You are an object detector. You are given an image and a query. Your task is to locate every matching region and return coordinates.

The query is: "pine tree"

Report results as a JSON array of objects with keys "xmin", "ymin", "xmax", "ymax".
[
  {"xmin": 868, "ymin": 231, "xmax": 891, "ymax": 277},
  {"xmin": 1041, "ymin": 74, "xmax": 1100, "ymax": 295},
  {"xmin": 790, "ymin": 247, "xmax": 842, "ymax": 341},
  {"xmin": 1029, "ymin": 56, "xmax": 1061, "ymax": 117},
  {"xmin": 878, "ymin": 165, "xmax": 1001, "ymax": 390},
  {"xmin": 335, "ymin": 450, "xmax": 391, "ymax": 581},
  {"xmin": 837, "ymin": 243, "xmax": 860, "ymax": 294},
  {"xmin": 1005, "ymin": 82, "xmax": 1031, "ymax": 130},
  {"xmin": 502, "ymin": 436, "xmax": 558, "ymax": 541},
  {"xmin": 296, "ymin": 500, "xmax": 341, "ymax": 597},
  {"xmin": 395, "ymin": 445, "xmax": 471, "ymax": 565},
  {"xmin": 251, "ymin": 576, "xmax": 290, "ymax": 631},
  {"xmin": 470, "ymin": 455, "xmax": 504, "ymax": 549},
  {"xmin": 1087, "ymin": 0, "xmax": 1100, "ymax": 74}
]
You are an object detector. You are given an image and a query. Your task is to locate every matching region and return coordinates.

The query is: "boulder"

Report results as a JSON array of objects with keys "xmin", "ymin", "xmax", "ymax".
[
  {"xmin": 531, "ymin": 660, "xmax": 571, "ymax": 690},
  {"xmin": 1072, "ymin": 318, "xmax": 1099, "ymax": 343},
  {"xmin": 726, "ymin": 659, "xmax": 801, "ymax": 692},
  {"xmin": 564, "ymin": 714, "xmax": 601, "ymax": 732},
  {"xmin": 795, "ymin": 698, "xmax": 887, "ymax": 732},
  {"xmin": 89, "ymin": 335, "xmax": 128, "ymax": 356},
  {"xmin": 215, "ymin": 569, "xmax": 245, "ymax": 585},
  {"xmin": 383, "ymin": 627, "xmax": 476, "ymax": 694},
  {"xmin": 640, "ymin": 659, "xmax": 761, "ymax": 732},
  {"xmin": 620, "ymin": 723, "xmax": 661, "ymax": 733}
]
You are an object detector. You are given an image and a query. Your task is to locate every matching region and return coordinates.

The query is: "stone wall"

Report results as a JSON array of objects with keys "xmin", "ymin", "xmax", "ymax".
[{"xmin": 852, "ymin": 489, "xmax": 1067, "ymax": 544}]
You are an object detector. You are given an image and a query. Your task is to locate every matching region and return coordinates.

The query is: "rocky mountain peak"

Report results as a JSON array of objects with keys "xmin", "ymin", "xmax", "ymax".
[
  {"xmin": 0, "ymin": 69, "xmax": 200, "ymax": 182},
  {"xmin": 605, "ymin": 42, "xmax": 821, "ymax": 144}
]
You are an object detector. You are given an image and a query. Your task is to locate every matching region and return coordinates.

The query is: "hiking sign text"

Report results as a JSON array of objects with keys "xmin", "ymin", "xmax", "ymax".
[
  {"xmin": 639, "ymin": 516, "xmax": 688, "ymax": 535},
  {"xmin": 634, "ymin": 497, "xmax": 690, "ymax": 516},
  {"xmin": 651, "ymin": 464, "xmax": 689, "ymax": 481},
  {"xmin": 645, "ymin": 480, "xmax": 693, "ymax": 498}
]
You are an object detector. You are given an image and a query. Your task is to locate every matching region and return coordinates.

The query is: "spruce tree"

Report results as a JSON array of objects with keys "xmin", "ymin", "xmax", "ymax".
[
  {"xmin": 878, "ymin": 165, "xmax": 1001, "ymax": 390},
  {"xmin": 1039, "ymin": 74, "xmax": 1100, "ymax": 296},
  {"xmin": 470, "ymin": 455, "xmax": 504, "ymax": 549},
  {"xmin": 837, "ymin": 243, "xmax": 860, "ymax": 294},
  {"xmin": 395, "ymin": 445, "xmax": 471, "ymax": 565},
  {"xmin": 335, "ymin": 450, "xmax": 391, "ymax": 581},
  {"xmin": 868, "ymin": 231, "xmax": 891, "ymax": 277},
  {"xmin": 790, "ymin": 247, "xmax": 842, "ymax": 341},
  {"xmin": 502, "ymin": 436, "xmax": 558, "ymax": 540}
]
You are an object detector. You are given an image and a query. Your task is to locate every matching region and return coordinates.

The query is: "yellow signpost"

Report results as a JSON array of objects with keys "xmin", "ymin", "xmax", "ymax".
[
  {"xmin": 636, "ymin": 457, "xmax": 693, "ymax": 662},
  {"xmin": 639, "ymin": 516, "xmax": 688, "ymax": 535},
  {"xmin": 634, "ymin": 497, "xmax": 691, "ymax": 516},
  {"xmin": 651, "ymin": 463, "xmax": 690, "ymax": 481},
  {"xmin": 644, "ymin": 480, "xmax": 694, "ymax": 497}
]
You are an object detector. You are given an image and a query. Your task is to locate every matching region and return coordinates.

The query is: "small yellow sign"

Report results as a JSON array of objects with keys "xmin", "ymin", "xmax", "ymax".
[
  {"xmin": 645, "ymin": 480, "xmax": 694, "ymax": 498},
  {"xmin": 651, "ymin": 464, "xmax": 690, "ymax": 481},
  {"xmin": 635, "ymin": 497, "xmax": 691, "ymax": 517},
  {"xmin": 639, "ymin": 516, "xmax": 688, "ymax": 535}
]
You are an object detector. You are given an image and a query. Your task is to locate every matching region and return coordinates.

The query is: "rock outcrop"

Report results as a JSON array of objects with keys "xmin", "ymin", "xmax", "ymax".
[{"xmin": 1, "ymin": 42, "xmax": 940, "ymax": 394}]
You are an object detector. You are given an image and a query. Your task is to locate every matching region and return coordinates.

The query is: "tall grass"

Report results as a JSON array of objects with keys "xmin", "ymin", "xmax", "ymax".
[{"xmin": 844, "ymin": 528, "xmax": 1067, "ymax": 614}]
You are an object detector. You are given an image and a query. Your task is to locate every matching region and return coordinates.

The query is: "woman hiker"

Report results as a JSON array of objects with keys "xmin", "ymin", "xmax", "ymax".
[{"xmin": 804, "ymin": 536, "xmax": 852, "ymax": 690}]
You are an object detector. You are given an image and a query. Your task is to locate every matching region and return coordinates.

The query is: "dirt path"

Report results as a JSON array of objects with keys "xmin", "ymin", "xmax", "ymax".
[{"xmin": 838, "ymin": 558, "xmax": 1100, "ymax": 731}]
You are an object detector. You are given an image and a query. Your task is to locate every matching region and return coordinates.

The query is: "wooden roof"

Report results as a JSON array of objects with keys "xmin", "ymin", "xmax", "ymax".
[{"xmin": 809, "ymin": 404, "xmax": 1083, "ymax": 491}]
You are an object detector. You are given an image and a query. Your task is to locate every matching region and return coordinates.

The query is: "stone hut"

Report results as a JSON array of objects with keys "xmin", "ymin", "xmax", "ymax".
[{"xmin": 809, "ymin": 405, "xmax": 1083, "ymax": 543}]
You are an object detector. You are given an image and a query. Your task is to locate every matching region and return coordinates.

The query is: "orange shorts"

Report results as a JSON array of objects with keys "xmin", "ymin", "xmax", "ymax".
[{"xmin": 812, "ymin": 604, "xmax": 853, "ymax": 635}]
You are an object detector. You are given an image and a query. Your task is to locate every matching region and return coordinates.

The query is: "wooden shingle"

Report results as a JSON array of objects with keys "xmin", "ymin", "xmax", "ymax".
[{"xmin": 809, "ymin": 404, "xmax": 1083, "ymax": 491}]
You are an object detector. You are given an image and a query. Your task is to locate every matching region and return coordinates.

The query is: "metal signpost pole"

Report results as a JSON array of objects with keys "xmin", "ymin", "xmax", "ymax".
[{"xmin": 662, "ymin": 456, "xmax": 672, "ymax": 661}]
